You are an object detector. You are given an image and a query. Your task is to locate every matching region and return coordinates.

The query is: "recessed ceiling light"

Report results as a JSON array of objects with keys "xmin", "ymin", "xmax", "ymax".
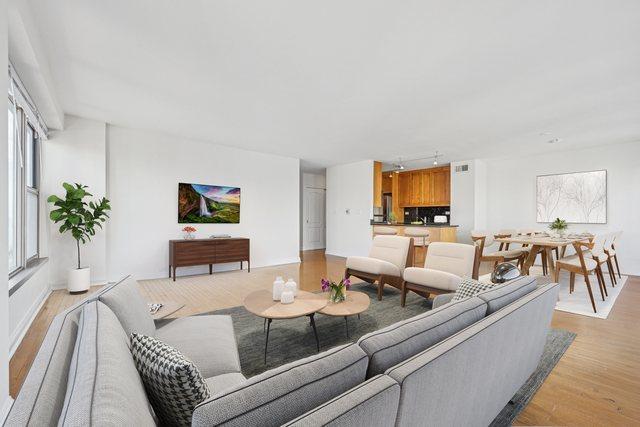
[{"xmin": 547, "ymin": 137, "xmax": 562, "ymax": 144}]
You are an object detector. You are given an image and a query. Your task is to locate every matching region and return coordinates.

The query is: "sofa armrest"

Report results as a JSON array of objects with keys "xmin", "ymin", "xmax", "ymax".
[{"xmin": 432, "ymin": 293, "xmax": 455, "ymax": 309}]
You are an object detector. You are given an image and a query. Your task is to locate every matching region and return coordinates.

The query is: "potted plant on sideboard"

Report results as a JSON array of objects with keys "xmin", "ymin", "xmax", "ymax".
[{"xmin": 47, "ymin": 183, "xmax": 111, "ymax": 293}]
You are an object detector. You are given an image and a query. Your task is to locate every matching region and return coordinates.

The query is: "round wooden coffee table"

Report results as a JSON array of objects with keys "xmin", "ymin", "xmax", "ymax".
[
  {"xmin": 318, "ymin": 291, "xmax": 370, "ymax": 338},
  {"xmin": 244, "ymin": 290, "xmax": 327, "ymax": 362}
]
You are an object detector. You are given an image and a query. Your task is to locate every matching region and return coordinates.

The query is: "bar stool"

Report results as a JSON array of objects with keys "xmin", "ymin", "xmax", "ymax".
[
  {"xmin": 373, "ymin": 226, "xmax": 398, "ymax": 237},
  {"xmin": 404, "ymin": 228, "xmax": 430, "ymax": 266}
]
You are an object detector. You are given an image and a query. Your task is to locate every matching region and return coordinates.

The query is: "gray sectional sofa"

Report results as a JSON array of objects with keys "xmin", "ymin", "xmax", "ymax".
[{"xmin": 5, "ymin": 275, "xmax": 559, "ymax": 427}]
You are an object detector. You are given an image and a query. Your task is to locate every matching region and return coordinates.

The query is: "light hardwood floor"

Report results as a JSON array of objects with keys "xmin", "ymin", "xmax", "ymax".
[{"xmin": 9, "ymin": 250, "xmax": 640, "ymax": 425}]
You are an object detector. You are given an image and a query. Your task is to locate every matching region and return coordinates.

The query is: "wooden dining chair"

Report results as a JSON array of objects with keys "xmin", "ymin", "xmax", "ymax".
[
  {"xmin": 555, "ymin": 241, "xmax": 606, "ymax": 313},
  {"xmin": 604, "ymin": 231, "xmax": 622, "ymax": 279},
  {"xmin": 588, "ymin": 234, "xmax": 611, "ymax": 297},
  {"xmin": 471, "ymin": 231, "xmax": 526, "ymax": 269}
]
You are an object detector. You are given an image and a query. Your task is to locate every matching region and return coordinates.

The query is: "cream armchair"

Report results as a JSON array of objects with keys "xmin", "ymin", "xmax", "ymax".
[
  {"xmin": 401, "ymin": 242, "xmax": 479, "ymax": 307},
  {"xmin": 345, "ymin": 235, "xmax": 414, "ymax": 301}
]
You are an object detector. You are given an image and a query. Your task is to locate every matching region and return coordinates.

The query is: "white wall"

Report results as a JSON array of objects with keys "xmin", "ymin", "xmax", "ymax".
[
  {"xmin": 106, "ymin": 125, "xmax": 300, "ymax": 281},
  {"xmin": 325, "ymin": 160, "xmax": 373, "ymax": 258},
  {"xmin": 450, "ymin": 159, "xmax": 488, "ymax": 243},
  {"xmin": 8, "ymin": 265, "xmax": 50, "ymax": 355},
  {"xmin": 483, "ymin": 141, "xmax": 640, "ymax": 275},
  {"xmin": 0, "ymin": 0, "xmax": 12, "ymax": 415},
  {"xmin": 43, "ymin": 116, "xmax": 107, "ymax": 287}
]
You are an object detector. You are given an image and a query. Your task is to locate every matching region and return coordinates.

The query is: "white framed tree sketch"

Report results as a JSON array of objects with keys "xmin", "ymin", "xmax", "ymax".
[{"xmin": 536, "ymin": 170, "xmax": 607, "ymax": 224}]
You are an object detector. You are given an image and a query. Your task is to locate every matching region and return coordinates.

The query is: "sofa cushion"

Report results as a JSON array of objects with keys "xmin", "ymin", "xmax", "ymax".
[
  {"xmin": 423, "ymin": 242, "xmax": 477, "ymax": 278},
  {"xmin": 346, "ymin": 256, "xmax": 401, "ymax": 277},
  {"xmin": 191, "ymin": 344, "xmax": 368, "ymax": 427},
  {"xmin": 283, "ymin": 375, "xmax": 401, "ymax": 427},
  {"xmin": 358, "ymin": 297, "xmax": 487, "ymax": 377},
  {"xmin": 369, "ymin": 235, "xmax": 412, "ymax": 274},
  {"xmin": 403, "ymin": 267, "xmax": 461, "ymax": 291},
  {"xmin": 156, "ymin": 314, "xmax": 241, "ymax": 378},
  {"xmin": 131, "ymin": 333, "xmax": 210, "ymax": 426},
  {"xmin": 204, "ymin": 372, "xmax": 247, "ymax": 393},
  {"xmin": 99, "ymin": 276, "xmax": 156, "ymax": 337},
  {"xmin": 476, "ymin": 275, "xmax": 538, "ymax": 314},
  {"xmin": 58, "ymin": 301, "xmax": 155, "ymax": 426},
  {"xmin": 451, "ymin": 277, "xmax": 496, "ymax": 302}
]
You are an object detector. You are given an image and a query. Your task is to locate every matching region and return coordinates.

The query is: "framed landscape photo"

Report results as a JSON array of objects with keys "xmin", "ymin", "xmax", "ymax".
[
  {"xmin": 178, "ymin": 183, "xmax": 240, "ymax": 223},
  {"xmin": 536, "ymin": 170, "xmax": 606, "ymax": 224}
]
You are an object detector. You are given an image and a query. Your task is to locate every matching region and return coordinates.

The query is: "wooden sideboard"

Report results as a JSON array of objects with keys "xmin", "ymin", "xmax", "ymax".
[{"xmin": 169, "ymin": 238, "xmax": 250, "ymax": 281}]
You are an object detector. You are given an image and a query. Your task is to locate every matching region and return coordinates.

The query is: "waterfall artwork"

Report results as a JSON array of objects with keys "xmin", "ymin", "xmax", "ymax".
[{"xmin": 178, "ymin": 183, "xmax": 240, "ymax": 223}]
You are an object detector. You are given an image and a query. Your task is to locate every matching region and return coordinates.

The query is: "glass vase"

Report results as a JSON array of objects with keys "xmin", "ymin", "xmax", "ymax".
[{"xmin": 330, "ymin": 286, "xmax": 347, "ymax": 303}]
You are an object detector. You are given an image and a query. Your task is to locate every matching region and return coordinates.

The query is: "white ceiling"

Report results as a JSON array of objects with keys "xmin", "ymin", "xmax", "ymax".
[{"xmin": 24, "ymin": 0, "xmax": 640, "ymax": 171}]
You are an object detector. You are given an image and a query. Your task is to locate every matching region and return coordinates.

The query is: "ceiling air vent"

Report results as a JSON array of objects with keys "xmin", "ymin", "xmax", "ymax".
[{"xmin": 454, "ymin": 164, "xmax": 469, "ymax": 173}]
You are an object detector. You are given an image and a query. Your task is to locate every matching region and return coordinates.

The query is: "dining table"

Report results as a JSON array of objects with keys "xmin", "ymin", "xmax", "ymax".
[{"xmin": 494, "ymin": 234, "xmax": 593, "ymax": 278}]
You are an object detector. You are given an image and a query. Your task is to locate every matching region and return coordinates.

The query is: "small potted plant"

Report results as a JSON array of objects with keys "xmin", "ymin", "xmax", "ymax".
[
  {"xmin": 549, "ymin": 218, "xmax": 568, "ymax": 237},
  {"xmin": 47, "ymin": 183, "xmax": 111, "ymax": 294},
  {"xmin": 321, "ymin": 277, "xmax": 351, "ymax": 303},
  {"xmin": 182, "ymin": 226, "xmax": 197, "ymax": 239},
  {"xmin": 388, "ymin": 212, "xmax": 397, "ymax": 225}
]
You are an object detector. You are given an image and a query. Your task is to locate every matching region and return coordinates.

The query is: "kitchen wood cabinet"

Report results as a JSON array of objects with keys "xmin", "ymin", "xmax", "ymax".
[
  {"xmin": 396, "ymin": 166, "xmax": 450, "ymax": 207},
  {"xmin": 373, "ymin": 161, "xmax": 382, "ymax": 207},
  {"xmin": 409, "ymin": 171, "xmax": 422, "ymax": 205},
  {"xmin": 398, "ymin": 173, "xmax": 411, "ymax": 206},
  {"xmin": 381, "ymin": 174, "xmax": 392, "ymax": 193},
  {"xmin": 431, "ymin": 168, "xmax": 450, "ymax": 205}
]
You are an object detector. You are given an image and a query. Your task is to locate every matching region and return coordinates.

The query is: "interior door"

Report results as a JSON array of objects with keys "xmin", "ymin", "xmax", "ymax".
[{"xmin": 303, "ymin": 187, "xmax": 326, "ymax": 250}]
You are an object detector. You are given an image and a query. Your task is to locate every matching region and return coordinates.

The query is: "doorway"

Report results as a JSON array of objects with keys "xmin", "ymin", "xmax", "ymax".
[{"xmin": 302, "ymin": 187, "xmax": 326, "ymax": 250}]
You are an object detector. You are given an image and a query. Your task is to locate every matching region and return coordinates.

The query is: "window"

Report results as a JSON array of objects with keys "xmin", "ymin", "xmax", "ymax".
[
  {"xmin": 7, "ymin": 102, "xmax": 41, "ymax": 277},
  {"xmin": 26, "ymin": 124, "xmax": 39, "ymax": 261},
  {"xmin": 8, "ymin": 106, "xmax": 18, "ymax": 273}
]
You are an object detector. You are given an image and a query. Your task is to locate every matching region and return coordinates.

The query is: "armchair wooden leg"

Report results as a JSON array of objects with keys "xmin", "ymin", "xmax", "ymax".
[
  {"xmin": 377, "ymin": 275, "xmax": 384, "ymax": 301},
  {"xmin": 401, "ymin": 281, "xmax": 407, "ymax": 307}
]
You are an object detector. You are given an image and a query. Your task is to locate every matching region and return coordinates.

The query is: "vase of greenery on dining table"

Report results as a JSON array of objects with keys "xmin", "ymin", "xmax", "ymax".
[
  {"xmin": 321, "ymin": 277, "xmax": 351, "ymax": 303},
  {"xmin": 549, "ymin": 217, "xmax": 568, "ymax": 237}
]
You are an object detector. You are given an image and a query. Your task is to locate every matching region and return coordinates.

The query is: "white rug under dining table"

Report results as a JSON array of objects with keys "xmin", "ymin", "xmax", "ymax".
[{"xmin": 481, "ymin": 265, "xmax": 627, "ymax": 319}]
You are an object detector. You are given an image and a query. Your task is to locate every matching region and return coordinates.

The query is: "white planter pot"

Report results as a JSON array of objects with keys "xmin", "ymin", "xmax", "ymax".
[{"xmin": 68, "ymin": 267, "xmax": 90, "ymax": 293}]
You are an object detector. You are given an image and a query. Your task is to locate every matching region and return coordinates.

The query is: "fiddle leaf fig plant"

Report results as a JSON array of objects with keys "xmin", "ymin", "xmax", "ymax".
[{"xmin": 47, "ymin": 183, "xmax": 111, "ymax": 269}]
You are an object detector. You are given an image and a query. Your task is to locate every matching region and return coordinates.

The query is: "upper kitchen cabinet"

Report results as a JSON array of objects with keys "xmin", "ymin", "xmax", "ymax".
[
  {"xmin": 397, "ymin": 165, "xmax": 450, "ymax": 207},
  {"xmin": 431, "ymin": 167, "xmax": 451, "ymax": 206},
  {"xmin": 373, "ymin": 161, "xmax": 383, "ymax": 207},
  {"xmin": 398, "ymin": 172, "xmax": 411, "ymax": 206}
]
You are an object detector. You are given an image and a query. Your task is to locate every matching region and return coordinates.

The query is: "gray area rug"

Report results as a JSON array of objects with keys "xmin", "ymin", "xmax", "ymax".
[{"xmin": 196, "ymin": 283, "xmax": 576, "ymax": 426}]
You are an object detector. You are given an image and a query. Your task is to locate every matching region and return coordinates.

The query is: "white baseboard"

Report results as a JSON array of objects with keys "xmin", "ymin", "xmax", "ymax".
[
  {"xmin": 9, "ymin": 287, "xmax": 52, "ymax": 358},
  {"xmin": 0, "ymin": 396, "xmax": 14, "ymax": 424}
]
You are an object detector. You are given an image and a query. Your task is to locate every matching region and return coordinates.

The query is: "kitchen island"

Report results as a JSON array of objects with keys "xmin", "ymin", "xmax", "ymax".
[
  {"xmin": 371, "ymin": 222, "xmax": 458, "ymax": 265},
  {"xmin": 370, "ymin": 222, "xmax": 458, "ymax": 243}
]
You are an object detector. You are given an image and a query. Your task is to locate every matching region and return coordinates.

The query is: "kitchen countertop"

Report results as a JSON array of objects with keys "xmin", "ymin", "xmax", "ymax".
[{"xmin": 370, "ymin": 221, "xmax": 458, "ymax": 227}]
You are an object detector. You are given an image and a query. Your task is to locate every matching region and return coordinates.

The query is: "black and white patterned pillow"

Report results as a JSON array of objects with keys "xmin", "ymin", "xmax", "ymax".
[
  {"xmin": 130, "ymin": 333, "xmax": 210, "ymax": 426},
  {"xmin": 451, "ymin": 278, "xmax": 496, "ymax": 302}
]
